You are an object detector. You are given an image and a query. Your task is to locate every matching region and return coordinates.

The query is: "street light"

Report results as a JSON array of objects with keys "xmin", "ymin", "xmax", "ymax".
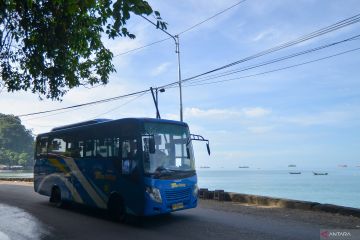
[
  {"xmin": 142, "ymin": 16, "xmax": 183, "ymax": 122},
  {"xmin": 150, "ymin": 87, "xmax": 165, "ymax": 119}
]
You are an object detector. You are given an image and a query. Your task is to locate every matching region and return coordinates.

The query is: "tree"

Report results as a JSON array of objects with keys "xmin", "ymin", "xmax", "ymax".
[
  {"xmin": 18, "ymin": 152, "xmax": 31, "ymax": 167},
  {"xmin": 0, "ymin": 113, "xmax": 34, "ymax": 167},
  {"xmin": 0, "ymin": 0, "xmax": 166, "ymax": 100}
]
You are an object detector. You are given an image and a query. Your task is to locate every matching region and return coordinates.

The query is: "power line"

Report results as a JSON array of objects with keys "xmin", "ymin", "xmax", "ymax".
[
  {"xmin": 16, "ymin": 14, "xmax": 360, "ymax": 118},
  {"xmin": 113, "ymin": 38, "xmax": 171, "ymax": 57},
  {"xmin": 178, "ymin": 0, "xmax": 247, "ymax": 35},
  {"xmin": 158, "ymin": 13, "xmax": 360, "ymax": 90},
  {"xmin": 23, "ymin": 107, "xmax": 88, "ymax": 121},
  {"xmin": 22, "ymin": 93, "xmax": 148, "ymax": 128},
  {"xmin": 179, "ymin": 14, "xmax": 360, "ymax": 83},
  {"xmin": 181, "ymin": 47, "xmax": 360, "ymax": 87},
  {"xmin": 92, "ymin": 91, "xmax": 148, "ymax": 118},
  {"xmin": 17, "ymin": 90, "xmax": 149, "ymax": 117},
  {"xmin": 181, "ymin": 34, "xmax": 360, "ymax": 85},
  {"xmin": 113, "ymin": 0, "xmax": 247, "ymax": 57}
]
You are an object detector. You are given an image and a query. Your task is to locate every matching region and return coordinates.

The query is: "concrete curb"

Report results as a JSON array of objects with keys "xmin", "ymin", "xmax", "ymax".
[
  {"xmin": 0, "ymin": 178, "xmax": 33, "ymax": 182},
  {"xmin": 199, "ymin": 189, "xmax": 360, "ymax": 218}
]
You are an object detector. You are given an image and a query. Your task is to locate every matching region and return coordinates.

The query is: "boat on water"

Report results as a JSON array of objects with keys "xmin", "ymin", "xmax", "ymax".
[
  {"xmin": 289, "ymin": 172, "xmax": 301, "ymax": 174},
  {"xmin": 199, "ymin": 166, "xmax": 210, "ymax": 169},
  {"xmin": 238, "ymin": 166, "xmax": 250, "ymax": 168},
  {"xmin": 338, "ymin": 164, "xmax": 348, "ymax": 168},
  {"xmin": 288, "ymin": 164, "xmax": 296, "ymax": 168},
  {"xmin": 313, "ymin": 172, "xmax": 328, "ymax": 176}
]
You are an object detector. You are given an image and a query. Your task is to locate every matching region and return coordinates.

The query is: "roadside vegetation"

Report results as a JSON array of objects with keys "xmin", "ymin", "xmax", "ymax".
[{"xmin": 0, "ymin": 113, "xmax": 34, "ymax": 169}]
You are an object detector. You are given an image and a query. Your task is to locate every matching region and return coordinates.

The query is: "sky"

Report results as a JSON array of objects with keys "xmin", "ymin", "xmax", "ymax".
[{"xmin": 1, "ymin": 0, "xmax": 360, "ymax": 170}]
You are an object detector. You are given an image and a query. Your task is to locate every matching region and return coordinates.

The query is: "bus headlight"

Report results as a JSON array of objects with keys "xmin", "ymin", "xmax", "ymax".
[
  {"xmin": 193, "ymin": 184, "xmax": 199, "ymax": 197},
  {"xmin": 146, "ymin": 186, "xmax": 162, "ymax": 203}
]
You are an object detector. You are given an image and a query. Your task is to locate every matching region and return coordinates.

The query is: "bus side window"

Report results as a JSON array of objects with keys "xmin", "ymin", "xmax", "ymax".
[
  {"xmin": 66, "ymin": 141, "xmax": 81, "ymax": 158},
  {"xmin": 85, "ymin": 140, "xmax": 93, "ymax": 157},
  {"xmin": 36, "ymin": 137, "xmax": 48, "ymax": 157},
  {"xmin": 95, "ymin": 139, "xmax": 108, "ymax": 158},
  {"xmin": 105, "ymin": 138, "xmax": 113, "ymax": 157},
  {"xmin": 121, "ymin": 139, "xmax": 138, "ymax": 175},
  {"xmin": 78, "ymin": 141, "xmax": 84, "ymax": 158},
  {"xmin": 122, "ymin": 139, "xmax": 137, "ymax": 159},
  {"xmin": 122, "ymin": 140, "xmax": 130, "ymax": 159},
  {"xmin": 113, "ymin": 138, "xmax": 121, "ymax": 157},
  {"xmin": 49, "ymin": 138, "xmax": 66, "ymax": 155}
]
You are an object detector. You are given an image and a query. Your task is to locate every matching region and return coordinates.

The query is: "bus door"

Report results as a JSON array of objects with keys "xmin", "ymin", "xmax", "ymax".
[
  {"xmin": 34, "ymin": 136, "xmax": 48, "ymax": 192},
  {"xmin": 118, "ymin": 137, "xmax": 144, "ymax": 212}
]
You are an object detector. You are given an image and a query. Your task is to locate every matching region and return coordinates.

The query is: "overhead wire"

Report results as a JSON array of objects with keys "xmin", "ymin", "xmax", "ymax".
[
  {"xmin": 16, "ymin": 13, "xmax": 360, "ymax": 118},
  {"xmin": 112, "ymin": 0, "xmax": 247, "ymax": 57},
  {"xmin": 91, "ymin": 91, "xmax": 148, "ymax": 118},
  {"xmin": 181, "ymin": 47, "xmax": 360, "ymax": 87},
  {"xmin": 177, "ymin": 13, "xmax": 360, "ymax": 83},
  {"xmin": 17, "ymin": 89, "xmax": 149, "ymax": 117},
  {"xmin": 180, "ymin": 34, "xmax": 360, "ymax": 86},
  {"xmin": 156, "ymin": 13, "xmax": 360, "ymax": 90},
  {"xmin": 113, "ymin": 38, "xmax": 171, "ymax": 57},
  {"xmin": 177, "ymin": 0, "xmax": 247, "ymax": 35}
]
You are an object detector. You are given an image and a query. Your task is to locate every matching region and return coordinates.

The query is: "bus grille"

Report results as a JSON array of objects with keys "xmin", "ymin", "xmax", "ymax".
[{"xmin": 165, "ymin": 188, "xmax": 191, "ymax": 203}]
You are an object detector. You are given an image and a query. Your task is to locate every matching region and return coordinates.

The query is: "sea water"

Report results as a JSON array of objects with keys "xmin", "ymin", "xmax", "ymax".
[{"xmin": 197, "ymin": 169, "xmax": 360, "ymax": 208}]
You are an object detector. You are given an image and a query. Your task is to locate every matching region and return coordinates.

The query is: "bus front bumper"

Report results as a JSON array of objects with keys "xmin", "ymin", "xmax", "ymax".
[{"xmin": 143, "ymin": 189, "xmax": 198, "ymax": 216}]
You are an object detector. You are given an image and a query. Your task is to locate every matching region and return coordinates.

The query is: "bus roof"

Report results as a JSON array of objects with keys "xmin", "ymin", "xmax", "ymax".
[
  {"xmin": 41, "ymin": 118, "xmax": 188, "ymax": 136},
  {"xmin": 51, "ymin": 119, "xmax": 111, "ymax": 131}
]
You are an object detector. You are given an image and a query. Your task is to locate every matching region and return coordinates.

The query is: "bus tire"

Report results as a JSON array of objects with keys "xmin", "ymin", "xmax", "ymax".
[
  {"xmin": 108, "ymin": 194, "xmax": 126, "ymax": 222},
  {"xmin": 50, "ymin": 186, "xmax": 65, "ymax": 208}
]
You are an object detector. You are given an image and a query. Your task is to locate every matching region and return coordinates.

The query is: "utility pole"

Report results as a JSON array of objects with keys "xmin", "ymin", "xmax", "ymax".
[{"xmin": 142, "ymin": 16, "xmax": 183, "ymax": 122}]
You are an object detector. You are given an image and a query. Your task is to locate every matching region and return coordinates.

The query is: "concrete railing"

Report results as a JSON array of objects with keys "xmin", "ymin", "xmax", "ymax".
[
  {"xmin": 199, "ymin": 188, "xmax": 360, "ymax": 218},
  {"xmin": 0, "ymin": 177, "xmax": 33, "ymax": 182}
]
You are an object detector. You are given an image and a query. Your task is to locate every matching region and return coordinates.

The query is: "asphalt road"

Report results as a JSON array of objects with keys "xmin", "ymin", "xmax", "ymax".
[{"xmin": 0, "ymin": 183, "xmax": 359, "ymax": 240}]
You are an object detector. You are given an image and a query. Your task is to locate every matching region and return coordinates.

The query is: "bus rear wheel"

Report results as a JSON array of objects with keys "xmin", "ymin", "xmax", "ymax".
[{"xmin": 108, "ymin": 195, "xmax": 126, "ymax": 222}]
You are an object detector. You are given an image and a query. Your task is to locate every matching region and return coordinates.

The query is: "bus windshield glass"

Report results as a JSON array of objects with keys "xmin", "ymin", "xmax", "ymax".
[{"xmin": 143, "ymin": 122, "xmax": 195, "ymax": 174}]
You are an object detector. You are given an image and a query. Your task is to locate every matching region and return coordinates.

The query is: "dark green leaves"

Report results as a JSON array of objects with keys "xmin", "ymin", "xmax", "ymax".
[{"xmin": 0, "ymin": 0, "xmax": 162, "ymax": 100}]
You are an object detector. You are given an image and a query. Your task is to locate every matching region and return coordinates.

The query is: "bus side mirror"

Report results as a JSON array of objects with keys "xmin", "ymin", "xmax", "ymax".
[
  {"xmin": 186, "ymin": 147, "xmax": 190, "ymax": 159},
  {"xmin": 149, "ymin": 138, "xmax": 155, "ymax": 154},
  {"xmin": 206, "ymin": 142, "xmax": 211, "ymax": 156}
]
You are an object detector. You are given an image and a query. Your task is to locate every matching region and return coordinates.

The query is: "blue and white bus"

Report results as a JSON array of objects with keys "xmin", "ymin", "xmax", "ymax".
[{"xmin": 34, "ymin": 118, "xmax": 209, "ymax": 220}]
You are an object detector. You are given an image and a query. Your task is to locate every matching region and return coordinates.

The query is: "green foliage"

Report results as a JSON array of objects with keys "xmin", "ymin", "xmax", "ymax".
[
  {"xmin": 0, "ymin": 0, "xmax": 164, "ymax": 100},
  {"xmin": 0, "ymin": 113, "xmax": 34, "ymax": 167}
]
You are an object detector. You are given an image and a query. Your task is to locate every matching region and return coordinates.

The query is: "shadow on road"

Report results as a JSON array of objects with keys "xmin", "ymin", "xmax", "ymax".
[{"xmin": 38, "ymin": 200, "xmax": 194, "ymax": 229}]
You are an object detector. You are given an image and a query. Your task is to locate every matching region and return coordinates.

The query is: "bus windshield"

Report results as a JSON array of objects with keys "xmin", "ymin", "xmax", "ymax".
[{"xmin": 143, "ymin": 122, "xmax": 195, "ymax": 174}]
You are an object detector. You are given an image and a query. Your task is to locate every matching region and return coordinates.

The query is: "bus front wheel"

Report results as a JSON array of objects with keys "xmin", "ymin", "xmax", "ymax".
[
  {"xmin": 108, "ymin": 195, "xmax": 126, "ymax": 222},
  {"xmin": 50, "ymin": 186, "xmax": 65, "ymax": 208}
]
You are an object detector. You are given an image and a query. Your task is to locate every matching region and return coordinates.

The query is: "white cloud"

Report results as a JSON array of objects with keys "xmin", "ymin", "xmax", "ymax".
[
  {"xmin": 242, "ymin": 107, "xmax": 271, "ymax": 117},
  {"xmin": 176, "ymin": 107, "xmax": 273, "ymax": 120},
  {"xmin": 185, "ymin": 107, "xmax": 241, "ymax": 119},
  {"xmin": 151, "ymin": 62, "xmax": 172, "ymax": 76},
  {"xmin": 279, "ymin": 111, "xmax": 351, "ymax": 126},
  {"xmin": 247, "ymin": 126, "xmax": 273, "ymax": 134},
  {"xmin": 252, "ymin": 28, "xmax": 279, "ymax": 42}
]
